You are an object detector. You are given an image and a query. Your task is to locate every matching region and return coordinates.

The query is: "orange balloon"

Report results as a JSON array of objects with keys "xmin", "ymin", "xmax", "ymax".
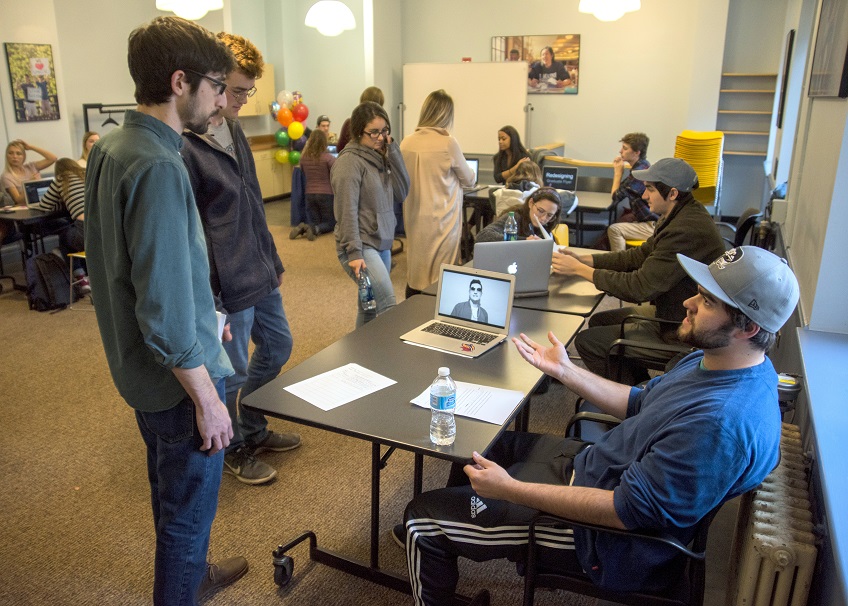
[{"xmin": 277, "ymin": 107, "xmax": 293, "ymax": 127}]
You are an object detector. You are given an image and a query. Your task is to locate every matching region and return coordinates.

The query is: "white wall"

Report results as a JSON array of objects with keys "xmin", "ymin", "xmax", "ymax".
[
  {"xmin": 400, "ymin": 0, "xmax": 729, "ymax": 163},
  {"xmin": 0, "ymin": 0, "xmax": 73, "ymax": 164}
]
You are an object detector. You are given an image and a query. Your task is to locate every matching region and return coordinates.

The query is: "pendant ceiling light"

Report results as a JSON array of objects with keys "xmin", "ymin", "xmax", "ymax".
[
  {"xmin": 156, "ymin": 0, "xmax": 224, "ymax": 21},
  {"xmin": 304, "ymin": 1, "xmax": 356, "ymax": 37},
  {"xmin": 578, "ymin": 0, "xmax": 640, "ymax": 22}
]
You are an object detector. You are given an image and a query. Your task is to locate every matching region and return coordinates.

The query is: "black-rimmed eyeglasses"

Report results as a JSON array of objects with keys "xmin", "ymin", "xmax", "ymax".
[
  {"xmin": 183, "ymin": 68, "xmax": 227, "ymax": 95},
  {"xmin": 364, "ymin": 127, "xmax": 390, "ymax": 139}
]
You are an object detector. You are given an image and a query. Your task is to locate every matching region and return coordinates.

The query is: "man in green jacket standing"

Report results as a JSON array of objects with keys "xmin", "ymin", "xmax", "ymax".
[{"xmin": 553, "ymin": 158, "xmax": 725, "ymax": 384}]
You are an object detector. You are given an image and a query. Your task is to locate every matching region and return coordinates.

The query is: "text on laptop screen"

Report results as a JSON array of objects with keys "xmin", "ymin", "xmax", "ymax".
[
  {"xmin": 437, "ymin": 268, "xmax": 511, "ymax": 329},
  {"xmin": 543, "ymin": 166, "xmax": 578, "ymax": 190},
  {"xmin": 465, "ymin": 158, "xmax": 479, "ymax": 184}
]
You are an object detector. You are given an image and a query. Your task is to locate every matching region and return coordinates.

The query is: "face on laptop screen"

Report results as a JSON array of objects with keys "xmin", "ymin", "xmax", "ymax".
[
  {"xmin": 465, "ymin": 158, "xmax": 479, "ymax": 184},
  {"xmin": 438, "ymin": 268, "xmax": 511, "ymax": 329},
  {"xmin": 543, "ymin": 166, "xmax": 577, "ymax": 190}
]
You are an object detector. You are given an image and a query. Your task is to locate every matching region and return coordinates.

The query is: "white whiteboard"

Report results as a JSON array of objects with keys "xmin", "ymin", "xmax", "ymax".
[{"xmin": 401, "ymin": 62, "xmax": 527, "ymax": 155}]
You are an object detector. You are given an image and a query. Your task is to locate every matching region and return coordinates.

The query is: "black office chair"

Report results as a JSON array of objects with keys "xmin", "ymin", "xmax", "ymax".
[
  {"xmin": 606, "ymin": 315, "xmax": 696, "ymax": 383},
  {"xmin": 715, "ymin": 208, "xmax": 762, "ymax": 250},
  {"xmin": 521, "ymin": 410, "xmax": 718, "ymax": 606}
]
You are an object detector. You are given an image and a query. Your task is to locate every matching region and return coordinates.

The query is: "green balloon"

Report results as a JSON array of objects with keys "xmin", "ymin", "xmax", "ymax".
[
  {"xmin": 288, "ymin": 150, "xmax": 301, "ymax": 165},
  {"xmin": 275, "ymin": 129, "xmax": 290, "ymax": 147}
]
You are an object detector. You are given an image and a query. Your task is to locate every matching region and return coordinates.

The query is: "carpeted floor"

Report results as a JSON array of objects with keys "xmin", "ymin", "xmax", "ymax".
[{"xmin": 0, "ymin": 198, "xmax": 603, "ymax": 606}]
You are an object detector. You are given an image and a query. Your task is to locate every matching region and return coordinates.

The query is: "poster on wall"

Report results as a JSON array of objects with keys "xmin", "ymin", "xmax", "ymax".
[
  {"xmin": 4, "ymin": 43, "xmax": 61, "ymax": 122},
  {"xmin": 491, "ymin": 34, "xmax": 580, "ymax": 95}
]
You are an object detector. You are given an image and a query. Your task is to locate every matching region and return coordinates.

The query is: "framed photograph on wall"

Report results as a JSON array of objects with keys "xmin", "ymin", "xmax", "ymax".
[
  {"xmin": 491, "ymin": 34, "xmax": 580, "ymax": 95},
  {"xmin": 808, "ymin": 0, "xmax": 848, "ymax": 98},
  {"xmin": 4, "ymin": 43, "xmax": 61, "ymax": 122}
]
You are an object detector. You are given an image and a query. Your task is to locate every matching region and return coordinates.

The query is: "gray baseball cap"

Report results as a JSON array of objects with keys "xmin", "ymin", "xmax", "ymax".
[
  {"xmin": 632, "ymin": 158, "xmax": 699, "ymax": 192},
  {"xmin": 677, "ymin": 247, "xmax": 799, "ymax": 333}
]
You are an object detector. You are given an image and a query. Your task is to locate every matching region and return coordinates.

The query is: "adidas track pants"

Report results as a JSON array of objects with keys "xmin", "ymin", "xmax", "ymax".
[{"xmin": 404, "ymin": 432, "xmax": 587, "ymax": 605}]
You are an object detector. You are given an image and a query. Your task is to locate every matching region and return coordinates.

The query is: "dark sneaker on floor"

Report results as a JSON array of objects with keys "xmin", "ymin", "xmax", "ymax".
[
  {"xmin": 391, "ymin": 523, "xmax": 406, "ymax": 549},
  {"xmin": 224, "ymin": 447, "xmax": 277, "ymax": 485},
  {"xmin": 251, "ymin": 430, "xmax": 302, "ymax": 455},
  {"xmin": 305, "ymin": 225, "xmax": 317, "ymax": 241},
  {"xmin": 197, "ymin": 556, "xmax": 249, "ymax": 602},
  {"xmin": 289, "ymin": 223, "xmax": 308, "ymax": 239}
]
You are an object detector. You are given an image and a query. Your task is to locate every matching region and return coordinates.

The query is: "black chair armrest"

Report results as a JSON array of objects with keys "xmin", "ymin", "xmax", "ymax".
[
  {"xmin": 606, "ymin": 338, "xmax": 697, "ymax": 380},
  {"xmin": 530, "ymin": 513, "xmax": 706, "ymax": 561},
  {"xmin": 565, "ymin": 409, "xmax": 622, "ymax": 439}
]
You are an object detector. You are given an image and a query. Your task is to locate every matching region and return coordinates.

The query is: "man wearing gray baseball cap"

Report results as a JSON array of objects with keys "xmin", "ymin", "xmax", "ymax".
[
  {"xmin": 401, "ymin": 246, "xmax": 800, "ymax": 603},
  {"xmin": 553, "ymin": 157, "xmax": 725, "ymax": 385}
]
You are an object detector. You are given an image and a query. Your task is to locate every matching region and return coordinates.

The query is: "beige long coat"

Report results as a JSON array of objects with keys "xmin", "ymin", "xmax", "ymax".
[{"xmin": 400, "ymin": 127, "xmax": 475, "ymax": 290}]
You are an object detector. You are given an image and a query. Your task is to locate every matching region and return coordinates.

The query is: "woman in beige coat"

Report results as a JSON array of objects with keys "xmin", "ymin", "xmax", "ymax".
[{"xmin": 400, "ymin": 90, "xmax": 475, "ymax": 297}]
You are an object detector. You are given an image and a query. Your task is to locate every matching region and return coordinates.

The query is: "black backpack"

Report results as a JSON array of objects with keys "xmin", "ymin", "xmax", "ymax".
[{"xmin": 25, "ymin": 253, "xmax": 71, "ymax": 311}]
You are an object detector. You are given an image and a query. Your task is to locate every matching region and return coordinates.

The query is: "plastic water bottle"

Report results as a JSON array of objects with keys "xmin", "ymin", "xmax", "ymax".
[
  {"xmin": 504, "ymin": 211, "xmax": 518, "ymax": 241},
  {"xmin": 358, "ymin": 268, "xmax": 377, "ymax": 311},
  {"xmin": 430, "ymin": 367, "xmax": 457, "ymax": 446}
]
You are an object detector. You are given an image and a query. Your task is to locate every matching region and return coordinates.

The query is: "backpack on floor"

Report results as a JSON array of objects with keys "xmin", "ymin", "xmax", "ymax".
[{"xmin": 25, "ymin": 253, "xmax": 71, "ymax": 311}]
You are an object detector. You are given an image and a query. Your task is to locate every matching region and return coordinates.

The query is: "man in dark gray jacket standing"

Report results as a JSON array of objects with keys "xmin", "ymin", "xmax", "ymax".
[
  {"xmin": 552, "ymin": 158, "xmax": 725, "ymax": 385},
  {"xmin": 182, "ymin": 33, "xmax": 300, "ymax": 486}
]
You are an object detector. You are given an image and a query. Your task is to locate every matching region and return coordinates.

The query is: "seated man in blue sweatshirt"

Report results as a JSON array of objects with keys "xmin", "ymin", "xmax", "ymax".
[{"xmin": 402, "ymin": 246, "xmax": 799, "ymax": 605}]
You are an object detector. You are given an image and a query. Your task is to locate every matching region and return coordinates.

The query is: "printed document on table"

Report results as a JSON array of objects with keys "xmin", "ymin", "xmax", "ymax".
[
  {"xmin": 411, "ymin": 381, "xmax": 524, "ymax": 425},
  {"xmin": 284, "ymin": 363, "xmax": 396, "ymax": 411}
]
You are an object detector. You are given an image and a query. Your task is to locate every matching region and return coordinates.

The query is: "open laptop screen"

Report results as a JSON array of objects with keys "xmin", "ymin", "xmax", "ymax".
[
  {"xmin": 437, "ymin": 266, "xmax": 512, "ymax": 330},
  {"xmin": 543, "ymin": 166, "xmax": 578, "ymax": 190},
  {"xmin": 465, "ymin": 158, "xmax": 479, "ymax": 185},
  {"xmin": 24, "ymin": 178, "xmax": 54, "ymax": 204}
]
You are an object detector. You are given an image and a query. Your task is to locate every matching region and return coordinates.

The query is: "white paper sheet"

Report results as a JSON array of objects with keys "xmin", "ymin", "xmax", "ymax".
[
  {"xmin": 284, "ymin": 363, "xmax": 397, "ymax": 411},
  {"xmin": 411, "ymin": 381, "xmax": 524, "ymax": 425}
]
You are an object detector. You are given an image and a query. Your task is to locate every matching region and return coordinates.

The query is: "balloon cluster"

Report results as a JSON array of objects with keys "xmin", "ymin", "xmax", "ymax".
[{"xmin": 270, "ymin": 90, "xmax": 308, "ymax": 165}]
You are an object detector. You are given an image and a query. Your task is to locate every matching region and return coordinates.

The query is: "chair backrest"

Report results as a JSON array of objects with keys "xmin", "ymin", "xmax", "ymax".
[{"xmin": 733, "ymin": 208, "xmax": 763, "ymax": 247}]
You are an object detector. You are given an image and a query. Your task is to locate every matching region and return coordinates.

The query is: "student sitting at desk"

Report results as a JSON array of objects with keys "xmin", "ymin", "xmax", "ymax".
[
  {"xmin": 492, "ymin": 125, "xmax": 529, "ymax": 185},
  {"xmin": 401, "ymin": 247, "xmax": 799, "ymax": 606},
  {"xmin": 78, "ymin": 131, "xmax": 100, "ymax": 168},
  {"xmin": 476, "ymin": 187, "xmax": 561, "ymax": 243},
  {"xmin": 27, "ymin": 158, "xmax": 89, "ymax": 292},
  {"xmin": 492, "ymin": 159, "xmax": 542, "ymax": 216},
  {"xmin": 552, "ymin": 158, "xmax": 725, "ymax": 385},
  {"xmin": 1, "ymin": 139, "xmax": 57, "ymax": 245}
]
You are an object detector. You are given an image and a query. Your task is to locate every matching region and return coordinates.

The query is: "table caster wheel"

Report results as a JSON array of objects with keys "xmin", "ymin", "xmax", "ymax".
[{"xmin": 274, "ymin": 555, "xmax": 294, "ymax": 587}]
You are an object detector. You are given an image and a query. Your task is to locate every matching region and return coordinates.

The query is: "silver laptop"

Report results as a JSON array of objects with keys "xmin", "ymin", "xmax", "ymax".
[
  {"xmin": 463, "ymin": 158, "xmax": 486, "ymax": 193},
  {"xmin": 473, "ymin": 239, "xmax": 555, "ymax": 298},
  {"xmin": 23, "ymin": 177, "xmax": 53, "ymax": 204},
  {"xmin": 400, "ymin": 264, "xmax": 515, "ymax": 358}
]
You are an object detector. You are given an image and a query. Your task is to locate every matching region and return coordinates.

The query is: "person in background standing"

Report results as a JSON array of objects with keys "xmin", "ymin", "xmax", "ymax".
[
  {"xmin": 337, "ymin": 86, "xmax": 384, "ymax": 152},
  {"xmin": 78, "ymin": 131, "xmax": 100, "ymax": 168},
  {"xmin": 84, "ymin": 16, "xmax": 246, "ymax": 604},
  {"xmin": 332, "ymin": 101, "xmax": 409, "ymax": 327},
  {"xmin": 400, "ymin": 89, "xmax": 474, "ymax": 298},
  {"xmin": 295, "ymin": 128, "xmax": 336, "ymax": 241}
]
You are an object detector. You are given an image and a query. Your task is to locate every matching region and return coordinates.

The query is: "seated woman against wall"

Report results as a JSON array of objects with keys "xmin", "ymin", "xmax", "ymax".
[
  {"xmin": 476, "ymin": 187, "xmax": 561, "ymax": 243},
  {"xmin": 1, "ymin": 139, "xmax": 57, "ymax": 244},
  {"xmin": 78, "ymin": 131, "xmax": 100, "ymax": 168},
  {"xmin": 27, "ymin": 158, "xmax": 89, "ymax": 291},
  {"xmin": 492, "ymin": 125, "xmax": 529, "ymax": 185}
]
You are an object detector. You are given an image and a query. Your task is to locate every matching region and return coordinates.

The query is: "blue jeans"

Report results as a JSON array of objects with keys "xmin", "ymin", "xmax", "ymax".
[
  {"xmin": 135, "ymin": 379, "xmax": 227, "ymax": 606},
  {"xmin": 338, "ymin": 247, "xmax": 395, "ymax": 327},
  {"xmin": 222, "ymin": 287, "xmax": 293, "ymax": 451}
]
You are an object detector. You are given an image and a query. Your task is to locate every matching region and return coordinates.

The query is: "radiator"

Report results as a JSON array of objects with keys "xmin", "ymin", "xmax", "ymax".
[{"xmin": 727, "ymin": 423, "xmax": 818, "ymax": 606}]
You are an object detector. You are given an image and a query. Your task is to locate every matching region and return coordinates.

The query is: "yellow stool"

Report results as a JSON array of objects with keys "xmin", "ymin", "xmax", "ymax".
[
  {"xmin": 624, "ymin": 239, "xmax": 646, "ymax": 249},
  {"xmin": 67, "ymin": 251, "xmax": 93, "ymax": 311}
]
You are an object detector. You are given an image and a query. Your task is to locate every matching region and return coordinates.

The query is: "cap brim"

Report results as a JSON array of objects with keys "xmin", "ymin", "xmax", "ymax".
[{"xmin": 676, "ymin": 253, "xmax": 738, "ymax": 309}]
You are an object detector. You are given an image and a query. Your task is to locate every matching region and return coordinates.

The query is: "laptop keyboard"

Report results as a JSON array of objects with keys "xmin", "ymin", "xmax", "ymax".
[{"xmin": 423, "ymin": 322, "xmax": 498, "ymax": 345}]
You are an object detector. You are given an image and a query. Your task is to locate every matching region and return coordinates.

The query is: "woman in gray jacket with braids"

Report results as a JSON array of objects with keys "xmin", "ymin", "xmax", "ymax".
[{"xmin": 331, "ymin": 101, "xmax": 410, "ymax": 326}]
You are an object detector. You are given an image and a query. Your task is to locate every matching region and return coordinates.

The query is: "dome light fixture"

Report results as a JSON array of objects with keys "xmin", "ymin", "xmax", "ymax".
[
  {"xmin": 304, "ymin": 1, "xmax": 356, "ymax": 37},
  {"xmin": 578, "ymin": 0, "xmax": 640, "ymax": 22},
  {"xmin": 156, "ymin": 0, "xmax": 224, "ymax": 21}
]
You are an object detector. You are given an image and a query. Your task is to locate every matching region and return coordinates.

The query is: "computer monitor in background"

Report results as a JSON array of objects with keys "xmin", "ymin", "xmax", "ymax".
[{"xmin": 543, "ymin": 166, "xmax": 578, "ymax": 191}]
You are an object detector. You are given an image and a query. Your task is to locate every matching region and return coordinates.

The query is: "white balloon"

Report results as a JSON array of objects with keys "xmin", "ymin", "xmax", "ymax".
[{"xmin": 277, "ymin": 90, "xmax": 294, "ymax": 108}]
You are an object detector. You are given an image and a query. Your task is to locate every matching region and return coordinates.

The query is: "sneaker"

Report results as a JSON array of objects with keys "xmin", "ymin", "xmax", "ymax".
[
  {"xmin": 197, "ymin": 556, "xmax": 248, "ymax": 602},
  {"xmin": 305, "ymin": 226, "xmax": 317, "ymax": 241},
  {"xmin": 250, "ymin": 430, "xmax": 302, "ymax": 455},
  {"xmin": 224, "ymin": 447, "xmax": 277, "ymax": 485},
  {"xmin": 77, "ymin": 276, "xmax": 91, "ymax": 295},
  {"xmin": 289, "ymin": 223, "xmax": 307, "ymax": 240},
  {"xmin": 391, "ymin": 523, "xmax": 406, "ymax": 549}
]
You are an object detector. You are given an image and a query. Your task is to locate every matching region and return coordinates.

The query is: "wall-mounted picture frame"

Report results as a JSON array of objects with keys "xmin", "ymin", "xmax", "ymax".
[
  {"xmin": 4, "ymin": 42, "xmax": 61, "ymax": 122},
  {"xmin": 777, "ymin": 29, "xmax": 795, "ymax": 128},
  {"xmin": 491, "ymin": 34, "xmax": 580, "ymax": 95},
  {"xmin": 808, "ymin": 0, "xmax": 848, "ymax": 98}
]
